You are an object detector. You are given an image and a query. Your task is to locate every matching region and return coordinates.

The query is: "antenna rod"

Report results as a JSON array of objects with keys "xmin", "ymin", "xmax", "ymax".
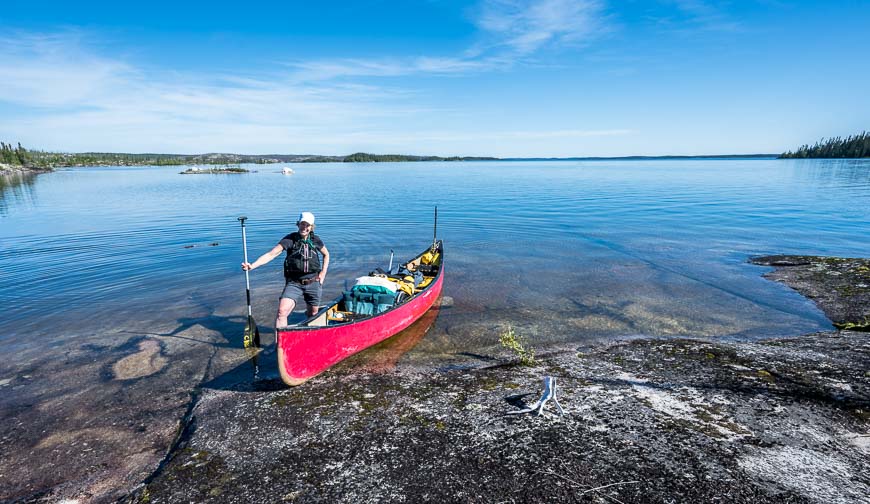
[{"xmin": 433, "ymin": 206, "xmax": 438, "ymax": 246}]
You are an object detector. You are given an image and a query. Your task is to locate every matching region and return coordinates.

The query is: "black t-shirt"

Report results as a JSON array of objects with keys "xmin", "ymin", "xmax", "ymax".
[{"xmin": 279, "ymin": 232, "xmax": 325, "ymax": 280}]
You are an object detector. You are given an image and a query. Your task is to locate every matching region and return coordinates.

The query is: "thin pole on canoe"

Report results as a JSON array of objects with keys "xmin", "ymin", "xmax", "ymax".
[
  {"xmin": 388, "ymin": 249, "xmax": 394, "ymax": 272},
  {"xmin": 238, "ymin": 216, "xmax": 261, "ymax": 349},
  {"xmin": 432, "ymin": 206, "xmax": 438, "ymax": 248}
]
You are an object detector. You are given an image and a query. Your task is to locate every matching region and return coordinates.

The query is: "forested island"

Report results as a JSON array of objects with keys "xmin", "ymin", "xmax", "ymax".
[
  {"xmin": 4, "ymin": 150, "xmax": 289, "ymax": 169},
  {"xmin": 0, "ymin": 143, "xmax": 497, "ymax": 171},
  {"xmin": 0, "ymin": 142, "xmax": 49, "ymax": 172},
  {"xmin": 780, "ymin": 131, "xmax": 869, "ymax": 158}
]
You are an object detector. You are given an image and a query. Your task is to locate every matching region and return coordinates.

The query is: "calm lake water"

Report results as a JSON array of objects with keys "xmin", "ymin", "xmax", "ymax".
[{"xmin": 2, "ymin": 159, "xmax": 869, "ymax": 366}]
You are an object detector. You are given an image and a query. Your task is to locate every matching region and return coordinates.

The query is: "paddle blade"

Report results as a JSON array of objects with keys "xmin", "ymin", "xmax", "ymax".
[{"xmin": 244, "ymin": 315, "xmax": 261, "ymax": 348}]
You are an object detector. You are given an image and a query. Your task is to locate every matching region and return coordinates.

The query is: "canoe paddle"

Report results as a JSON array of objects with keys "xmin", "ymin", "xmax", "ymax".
[{"xmin": 238, "ymin": 216, "xmax": 261, "ymax": 348}]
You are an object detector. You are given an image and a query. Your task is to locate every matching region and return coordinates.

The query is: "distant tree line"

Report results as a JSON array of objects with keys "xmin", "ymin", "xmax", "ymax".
[
  {"xmin": 780, "ymin": 131, "xmax": 870, "ymax": 158},
  {"xmin": 34, "ymin": 152, "xmax": 192, "ymax": 166},
  {"xmin": 8, "ymin": 149, "xmax": 284, "ymax": 168},
  {"xmin": 3, "ymin": 142, "xmax": 498, "ymax": 169},
  {"xmin": 340, "ymin": 152, "xmax": 496, "ymax": 162},
  {"xmin": 30, "ymin": 152, "xmax": 269, "ymax": 167},
  {"xmin": 0, "ymin": 142, "xmax": 34, "ymax": 166}
]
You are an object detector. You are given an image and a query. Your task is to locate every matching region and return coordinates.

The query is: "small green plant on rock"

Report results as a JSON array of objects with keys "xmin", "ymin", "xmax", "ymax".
[{"xmin": 499, "ymin": 325, "xmax": 537, "ymax": 366}]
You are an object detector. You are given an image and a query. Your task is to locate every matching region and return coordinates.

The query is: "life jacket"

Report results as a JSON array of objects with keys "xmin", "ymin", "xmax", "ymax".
[{"xmin": 283, "ymin": 234, "xmax": 321, "ymax": 279}]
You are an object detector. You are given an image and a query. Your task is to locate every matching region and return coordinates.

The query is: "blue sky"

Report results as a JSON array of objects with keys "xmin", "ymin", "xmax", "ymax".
[{"xmin": 1, "ymin": 0, "xmax": 868, "ymax": 157}]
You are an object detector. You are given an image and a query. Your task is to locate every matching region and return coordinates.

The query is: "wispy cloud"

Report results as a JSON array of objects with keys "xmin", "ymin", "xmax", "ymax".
[
  {"xmin": 0, "ymin": 33, "xmax": 433, "ymax": 153},
  {"xmin": 474, "ymin": 0, "xmax": 608, "ymax": 55},
  {"xmin": 664, "ymin": 0, "xmax": 742, "ymax": 33},
  {"xmin": 0, "ymin": 31, "xmax": 138, "ymax": 108},
  {"xmin": 283, "ymin": 0, "xmax": 611, "ymax": 81},
  {"xmin": 285, "ymin": 55, "xmax": 500, "ymax": 82},
  {"xmin": 0, "ymin": 3, "xmax": 618, "ymax": 154}
]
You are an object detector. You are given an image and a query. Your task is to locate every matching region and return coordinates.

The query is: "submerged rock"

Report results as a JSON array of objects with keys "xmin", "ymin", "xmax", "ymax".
[
  {"xmin": 751, "ymin": 255, "xmax": 870, "ymax": 331},
  {"xmin": 112, "ymin": 339, "xmax": 168, "ymax": 380}
]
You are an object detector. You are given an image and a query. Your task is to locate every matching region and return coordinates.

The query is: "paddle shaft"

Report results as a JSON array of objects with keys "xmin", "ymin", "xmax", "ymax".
[{"xmin": 239, "ymin": 216, "xmax": 253, "ymax": 317}]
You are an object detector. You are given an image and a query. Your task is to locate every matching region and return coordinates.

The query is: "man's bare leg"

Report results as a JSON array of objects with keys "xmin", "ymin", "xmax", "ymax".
[{"xmin": 276, "ymin": 298, "xmax": 296, "ymax": 329}]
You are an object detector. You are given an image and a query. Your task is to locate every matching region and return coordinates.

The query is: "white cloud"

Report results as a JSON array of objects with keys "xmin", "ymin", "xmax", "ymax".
[
  {"xmin": 0, "ymin": 3, "xmax": 617, "ymax": 154},
  {"xmin": 287, "ymin": 58, "xmax": 408, "ymax": 81},
  {"xmin": 0, "ymin": 33, "xmax": 431, "ymax": 153},
  {"xmin": 474, "ymin": 0, "xmax": 607, "ymax": 55},
  {"xmin": 0, "ymin": 32, "xmax": 138, "ymax": 108},
  {"xmin": 666, "ymin": 0, "xmax": 742, "ymax": 32},
  {"xmin": 281, "ymin": 0, "xmax": 611, "ymax": 81}
]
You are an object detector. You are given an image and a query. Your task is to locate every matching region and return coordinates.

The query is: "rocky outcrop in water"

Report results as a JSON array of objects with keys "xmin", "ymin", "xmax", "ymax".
[
  {"xmin": 751, "ymin": 255, "xmax": 870, "ymax": 331},
  {"xmin": 0, "ymin": 163, "xmax": 52, "ymax": 175}
]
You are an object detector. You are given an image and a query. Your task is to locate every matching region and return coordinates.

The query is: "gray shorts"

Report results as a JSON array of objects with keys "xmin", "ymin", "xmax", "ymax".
[{"xmin": 280, "ymin": 279, "xmax": 322, "ymax": 308}]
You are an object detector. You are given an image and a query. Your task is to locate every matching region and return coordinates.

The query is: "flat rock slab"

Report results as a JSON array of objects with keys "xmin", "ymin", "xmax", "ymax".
[
  {"xmin": 135, "ymin": 329, "xmax": 869, "ymax": 504},
  {"xmin": 751, "ymin": 255, "xmax": 870, "ymax": 330}
]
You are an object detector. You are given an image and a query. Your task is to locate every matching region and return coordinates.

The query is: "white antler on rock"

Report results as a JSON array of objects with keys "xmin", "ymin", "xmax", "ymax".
[{"xmin": 507, "ymin": 376, "xmax": 564, "ymax": 416}]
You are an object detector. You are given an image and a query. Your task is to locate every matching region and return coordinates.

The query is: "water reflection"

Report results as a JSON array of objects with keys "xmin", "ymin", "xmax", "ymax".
[
  {"xmin": 338, "ymin": 299, "xmax": 443, "ymax": 374},
  {"xmin": 790, "ymin": 159, "xmax": 870, "ymax": 189},
  {"xmin": 0, "ymin": 172, "xmax": 39, "ymax": 215}
]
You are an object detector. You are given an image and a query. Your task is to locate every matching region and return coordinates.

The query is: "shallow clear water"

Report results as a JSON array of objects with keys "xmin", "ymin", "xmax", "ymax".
[{"xmin": 1, "ymin": 159, "xmax": 869, "ymax": 362}]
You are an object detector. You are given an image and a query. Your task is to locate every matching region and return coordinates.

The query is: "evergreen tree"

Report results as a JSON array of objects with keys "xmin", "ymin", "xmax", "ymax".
[{"xmin": 780, "ymin": 131, "xmax": 870, "ymax": 158}]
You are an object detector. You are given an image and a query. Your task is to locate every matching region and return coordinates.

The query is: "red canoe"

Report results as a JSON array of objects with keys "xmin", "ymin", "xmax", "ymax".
[{"xmin": 277, "ymin": 240, "xmax": 444, "ymax": 386}]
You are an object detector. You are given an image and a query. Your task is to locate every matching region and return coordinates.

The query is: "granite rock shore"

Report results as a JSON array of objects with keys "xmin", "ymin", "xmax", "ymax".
[
  {"xmin": 0, "ymin": 163, "xmax": 52, "ymax": 174},
  {"xmin": 130, "ymin": 256, "xmax": 869, "ymax": 504}
]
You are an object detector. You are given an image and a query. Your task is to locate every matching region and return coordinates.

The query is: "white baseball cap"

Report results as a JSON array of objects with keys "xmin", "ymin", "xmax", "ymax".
[{"xmin": 298, "ymin": 211, "xmax": 315, "ymax": 224}]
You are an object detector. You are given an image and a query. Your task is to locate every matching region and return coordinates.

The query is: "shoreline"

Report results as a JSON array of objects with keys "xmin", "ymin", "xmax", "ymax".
[
  {"xmin": 134, "ymin": 255, "xmax": 869, "ymax": 503},
  {"xmin": 749, "ymin": 255, "xmax": 870, "ymax": 331},
  {"xmin": 1, "ymin": 255, "xmax": 867, "ymax": 503},
  {"xmin": 0, "ymin": 163, "xmax": 53, "ymax": 175}
]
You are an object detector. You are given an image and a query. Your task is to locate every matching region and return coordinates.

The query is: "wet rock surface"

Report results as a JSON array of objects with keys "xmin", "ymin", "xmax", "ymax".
[
  {"xmin": 132, "ymin": 257, "xmax": 870, "ymax": 504},
  {"xmin": 133, "ymin": 333, "xmax": 870, "ymax": 504},
  {"xmin": 0, "ymin": 331, "xmax": 221, "ymax": 503},
  {"xmin": 751, "ymin": 255, "xmax": 870, "ymax": 330}
]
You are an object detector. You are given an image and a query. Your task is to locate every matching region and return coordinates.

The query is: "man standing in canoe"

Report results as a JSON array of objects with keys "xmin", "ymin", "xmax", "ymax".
[{"xmin": 241, "ymin": 211, "xmax": 330, "ymax": 328}]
